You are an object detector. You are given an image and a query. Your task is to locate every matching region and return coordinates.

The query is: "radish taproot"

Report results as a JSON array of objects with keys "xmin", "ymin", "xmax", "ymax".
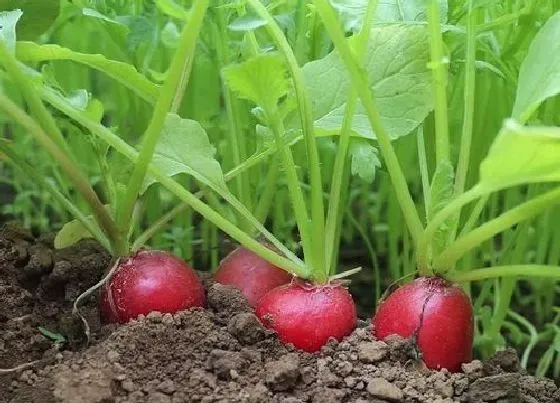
[
  {"xmin": 214, "ymin": 246, "xmax": 292, "ymax": 306},
  {"xmin": 372, "ymin": 277, "xmax": 473, "ymax": 372},
  {"xmin": 255, "ymin": 280, "xmax": 357, "ymax": 352},
  {"xmin": 100, "ymin": 250, "xmax": 205, "ymax": 324}
]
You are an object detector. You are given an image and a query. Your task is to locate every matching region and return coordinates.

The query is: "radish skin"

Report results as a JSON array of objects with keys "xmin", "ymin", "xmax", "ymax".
[
  {"xmin": 214, "ymin": 246, "xmax": 292, "ymax": 306},
  {"xmin": 100, "ymin": 250, "xmax": 205, "ymax": 324},
  {"xmin": 256, "ymin": 280, "xmax": 357, "ymax": 352},
  {"xmin": 373, "ymin": 277, "xmax": 473, "ymax": 372}
]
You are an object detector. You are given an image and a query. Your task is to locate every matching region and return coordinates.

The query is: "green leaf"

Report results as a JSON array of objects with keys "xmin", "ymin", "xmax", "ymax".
[
  {"xmin": 15, "ymin": 42, "xmax": 159, "ymax": 104},
  {"xmin": 38, "ymin": 327, "xmax": 66, "ymax": 344},
  {"xmin": 228, "ymin": 14, "xmax": 267, "ymax": 31},
  {"xmin": 144, "ymin": 114, "xmax": 227, "ymax": 193},
  {"xmin": 329, "ymin": 0, "xmax": 447, "ymax": 32},
  {"xmin": 348, "ymin": 139, "xmax": 380, "ymax": 183},
  {"xmin": 0, "ymin": 9, "xmax": 22, "ymax": 52},
  {"xmin": 222, "ymin": 53, "xmax": 289, "ymax": 109},
  {"xmin": 429, "ymin": 159, "xmax": 455, "ymax": 257},
  {"xmin": 303, "ymin": 24, "xmax": 433, "ymax": 140},
  {"xmin": 156, "ymin": 0, "xmax": 189, "ymax": 21},
  {"xmin": 479, "ymin": 120, "xmax": 560, "ymax": 191},
  {"xmin": 54, "ymin": 218, "xmax": 95, "ymax": 249},
  {"xmin": 512, "ymin": 10, "xmax": 560, "ymax": 122},
  {"xmin": 0, "ymin": 0, "xmax": 60, "ymax": 40}
]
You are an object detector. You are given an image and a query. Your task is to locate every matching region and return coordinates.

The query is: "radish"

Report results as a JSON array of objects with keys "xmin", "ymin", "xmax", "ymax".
[
  {"xmin": 255, "ymin": 280, "xmax": 357, "ymax": 352},
  {"xmin": 100, "ymin": 250, "xmax": 206, "ymax": 324},
  {"xmin": 372, "ymin": 277, "xmax": 473, "ymax": 372},
  {"xmin": 214, "ymin": 245, "xmax": 292, "ymax": 306}
]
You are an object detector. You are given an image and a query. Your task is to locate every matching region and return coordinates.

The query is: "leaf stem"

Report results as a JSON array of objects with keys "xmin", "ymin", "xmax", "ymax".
[
  {"xmin": 313, "ymin": 0, "xmax": 424, "ymax": 246},
  {"xmin": 0, "ymin": 92, "xmax": 121, "ymax": 254},
  {"xmin": 435, "ymin": 186, "xmax": 560, "ymax": 268},
  {"xmin": 417, "ymin": 184, "xmax": 484, "ymax": 272},
  {"xmin": 0, "ymin": 143, "xmax": 110, "ymax": 251},
  {"xmin": 454, "ymin": 2, "xmax": 477, "ymax": 196},
  {"xmin": 448, "ymin": 265, "xmax": 560, "ymax": 282},
  {"xmin": 324, "ymin": 0, "xmax": 377, "ymax": 275},
  {"xmin": 0, "ymin": 42, "xmax": 72, "ymax": 158},
  {"xmin": 248, "ymin": 0, "xmax": 326, "ymax": 274},
  {"xmin": 427, "ymin": 0, "xmax": 450, "ymax": 165},
  {"xmin": 117, "ymin": 0, "xmax": 209, "ymax": 245}
]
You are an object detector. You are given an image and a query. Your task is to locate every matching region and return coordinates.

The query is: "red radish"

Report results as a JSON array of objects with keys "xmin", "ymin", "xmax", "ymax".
[
  {"xmin": 100, "ymin": 250, "xmax": 205, "ymax": 324},
  {"xmin": 373, "ymin": 276, "xmax": 473, "ymax": 372},
  {"xmin": 255, "ymin": 280, "xmax": 357, "ymax": 352},
  {"xmin": 214, "ymin": 246, "xmax": 292, "ymax": 306}
]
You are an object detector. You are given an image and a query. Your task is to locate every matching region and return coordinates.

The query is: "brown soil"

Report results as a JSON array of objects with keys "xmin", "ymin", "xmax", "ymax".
[{"xmin": 1, "ymin": 226, "xmax": 558, "ymax": 403}]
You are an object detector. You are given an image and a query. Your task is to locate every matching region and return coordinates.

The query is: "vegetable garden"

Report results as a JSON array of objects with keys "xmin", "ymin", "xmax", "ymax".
[{"xmin": 1, "ymin": 0, "xmax": 560, "ymax": 401}]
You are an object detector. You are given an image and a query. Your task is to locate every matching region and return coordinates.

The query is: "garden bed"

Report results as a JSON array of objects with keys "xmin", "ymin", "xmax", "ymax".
[{"xmin": 1, "ymin": 226, "xmax": 558, "ymax": 403}]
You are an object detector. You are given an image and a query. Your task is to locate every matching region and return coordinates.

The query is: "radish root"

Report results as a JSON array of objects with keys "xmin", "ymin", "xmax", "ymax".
[{"xmin": 73, "ymin": 258, "xmax": 120, "ymax": 343}]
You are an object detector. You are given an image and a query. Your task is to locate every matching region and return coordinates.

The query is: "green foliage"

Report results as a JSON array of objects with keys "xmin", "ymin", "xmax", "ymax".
[
  {"xmin": 0, "ymin": 9, "xmax": 22, "ymax": 52},
  {"xmin": 54, "ymin": 217, "xmax": 94, "ymax": 249},
  {"xmin": 145, "ymin": 114, "xmax": 227, "ymax": 193},
  {"xmin": 512, "ymin": 10, "xmax": 560, "ymax": 122},
  {"xmin": 329, "ymin": 0, "xmax": 448, "ymax": 32},
  {"xmin": 0, "ymin": 0, "xmax": 59, "ymax": 40},
  {"xmin": 348, "ymin": 139, "xmax": 380, "ymax": 183},
  {"xmin": 479, "ymin": 120, "xmax": 560, "ymax": 191},
  {"xmin": 303, "ymin": 24, "xmax": 433, "ymax": 141},
  {"xmin": 222, "ymin": 53, "xmax": 289, "ymax": 109},
  {"xmin": 16, "ymin": 42, "xmax": 159, "ymax": 103}
]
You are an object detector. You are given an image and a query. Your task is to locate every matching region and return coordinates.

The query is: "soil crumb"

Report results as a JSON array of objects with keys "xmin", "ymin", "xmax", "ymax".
[{"xmin": 1, "ymin": 226, "xmax": 559, "ymax": 403}]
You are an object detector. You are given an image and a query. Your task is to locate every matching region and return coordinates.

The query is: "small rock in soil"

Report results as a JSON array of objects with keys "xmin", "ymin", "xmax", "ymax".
[
  {"xmin": 366, "ymin": 377, "xmax": 404, "ymax": 402},
  {"xmin": 228, "ymin": 312, "xmax": 267, "ymax": 344},
  {"xmin": 484, "ymin": 348, "xmax": 520, "ymax": 375},
  {"xmin": 357, "ymin": 341, "xmax": 388, "ymax": 363},
  {"xmin": 265, "ymin": 353, "xmax": 300, "ymax": 391},
  {"xmin": 467, "ymin": 372, "xmax": 521, "ymax": 402},
  {"xmin": 207, "ymin": 283, "xmax": 251, "ymax": 316}
]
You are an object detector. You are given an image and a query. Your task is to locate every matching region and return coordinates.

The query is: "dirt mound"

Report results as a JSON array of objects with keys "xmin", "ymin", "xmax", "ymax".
[{"xmin": 1, "ymin": 226, "xmax": 559, "ymax": 403}]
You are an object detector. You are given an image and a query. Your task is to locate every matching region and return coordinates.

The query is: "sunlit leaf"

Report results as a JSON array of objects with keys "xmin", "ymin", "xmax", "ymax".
[
  {"xmin": 54, "ymin": 217, "xmax": 94, "ymax": 249},
  {"xmin": 15, "ymin": 42, "xmax": 159, "ymax": 103},
  {"xmin": 512, "ymin": 10, "xmax": 560, "ymax": 122},
  {"xmin": 479, "ymin": 120, "xmax": 560, "ymax": 191},
  {"xmin": 144, "ymin": 114, "xmax": 227, "ymax": 193},
  {"xmin": 303, "ymin": 24, "xmax": 432, "ymax": 140},
  {"xmin": 222, "ymin": 53, "xmax": 289, "ymax": 108},
  {"xmin": 0, "ymin": 9, "xmax": 22, "ymax": 52}
]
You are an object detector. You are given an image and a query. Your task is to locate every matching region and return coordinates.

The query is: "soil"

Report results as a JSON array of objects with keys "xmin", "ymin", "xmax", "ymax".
[{"xmin": 1, "ymin": 226, "xmax": 558, "ymax": 403}]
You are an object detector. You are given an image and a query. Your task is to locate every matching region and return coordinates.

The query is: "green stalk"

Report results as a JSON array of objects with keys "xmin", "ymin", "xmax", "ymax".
[
  {"xmin": 427, "ymin": 0, "xmax": 450, "ymax": 165},
  {"xmin": 313, "ymin": 0, "xmax": 424, "ymax": 246},
  {"xmin": 213, "ymin": 11, "xmax": 252, "ymax": 223},
  {"xmin": 324, "ymin": 0, "xmax": 377, "ymax": 275},
  {"xmin": 324, "ymin": 92, "xmax": 358, "ymax": 273},
  {"xmin": 435, "ymin": 186, "xmax": 560, "ymax": 269},
  {"xmin": 0, "ymin": 143, "xmax": 110, "ymax": 251},
  {"xmin": 267, "ymin": 106, "xmax": 316, "ymax": 278},
  {"xmin": 454, "ymin": 3, "xmax": 477, "ymax": 196},
  {"xmin": 0, "ymin": 42, "xmax": 71, "ymax": 158},
  {"xmin": 417, "ymin": 184, "xmax": 484, "ymax": 271},
  {"xmin": 117, "ymin": 0, "xmax": 209, "ymax": 242},
  {"xmin": 448, "ymin": 265, "xmax": 560, "ymax": 282},
  {"xmin": 41, "ymin": 87, "xmax": 308, "ymax": 277},
  {"xmin": 248, "ymin": 0, "xmax": 326, "ymax": 274},
  {"xmin": 0, "ymin": 92, "xmax": 122, "ymax": 254},
  {"xmin": 254, "ymin": 155, "xmax": 280, "ymax": 224},
  {"xmin": 417, "ymin": 126, "xmax": 431, "ymax": 218}
]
